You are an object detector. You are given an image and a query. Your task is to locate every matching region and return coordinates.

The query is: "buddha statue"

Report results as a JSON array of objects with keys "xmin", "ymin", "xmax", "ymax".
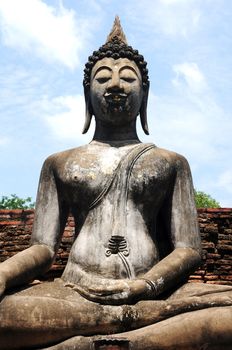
[{"xmin": 0, "ymin": 17, "xmax": 231, "ymax": 350}]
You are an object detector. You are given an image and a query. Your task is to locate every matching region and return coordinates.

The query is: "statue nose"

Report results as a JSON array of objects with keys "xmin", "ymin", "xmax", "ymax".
[{"xmin": 108, "ymin": 73, "xmax": 121, "ymax": 91}]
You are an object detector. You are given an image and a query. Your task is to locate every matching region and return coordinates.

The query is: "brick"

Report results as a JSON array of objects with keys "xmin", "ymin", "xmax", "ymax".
[
  {"xmin": 189, "ymin": 275, "xmax": 203, "ymax": 280},
  {"xmin": 0, "ymin": 215, "xmax": 11, "ymax": 219},
  {"xmin": 216, "ymin": 259, "xmax": 232, "ymax": 265},
  {"xmin": 218, "ymin": 234, "xmax": 232, "ymax": 240},
  {"xmin": 218, "ymin": 240, "xmax": 232, "ymax": 245},
  {"xmin": 223, "ymin": 255, "xmax": 232, "ymax": 260},
  {"xmin": 68, "ymin": 221, "xmax": 75, "ymax": 227},
  {"xmin": 206, "ymin": 280, "xmax": 232, "ymax": 285},
  {"xmin": 218, "ymin": 245, "xmax": 232, "ymax": 251},
  {"xmin": 0, "ymin": 221, "xmax": 22, "ymax": 226},
  {"xmin": 222, "ymin": 275, "xmax": 232, "ymax": 281},
  {"xmin": 218, "ymin": 265, "xmax": 232, "ymax": 272},
  {"xmin": 204, "ymin": 224, "xmax": 218, "ymax": 232},
  {"xmin": 8, "ymin": 209, "xmax": 24, "ymax": 215},
  {"xmin": 205, "ymin": 259, "xmax": 215, "ymax": 266},
  {"xmin": 202, "ymin": 242, "xmax": 215, "ymax": 249},
  {"xmin": 25, "ymin": 219, "xmax": 34, "ymax": 225},
  {"xmin": 188, "ymin": 279, "xmax": 204, "ymax": 283},
  {"xmin": 224, "ymin": 229, "xmax": 232, "ymax": 234},
  {"xmin": 204, "ymin": 275, "xmax": 219, "ymax": 281},
  {"xmin": 206, "ymin": 253, "xmax": 221, "ymax": 259},
  {"xmin": 192, "ymin": 269, "xmax": 205, "ymax": 276}
]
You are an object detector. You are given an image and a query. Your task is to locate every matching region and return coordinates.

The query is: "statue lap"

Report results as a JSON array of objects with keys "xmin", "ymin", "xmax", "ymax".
[{"xmin": 1, "ymin": 279, "xmax": 232, "ymax": 349}]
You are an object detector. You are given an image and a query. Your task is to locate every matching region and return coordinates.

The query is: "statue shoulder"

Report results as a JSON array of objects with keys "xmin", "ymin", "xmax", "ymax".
[
  {"xmin": 41, "ymin": 145, "xmax": 88, "ymax": 170},
  {"xmin": 155, "ymin": 147, "xmax": 191, "ymax": 171}
]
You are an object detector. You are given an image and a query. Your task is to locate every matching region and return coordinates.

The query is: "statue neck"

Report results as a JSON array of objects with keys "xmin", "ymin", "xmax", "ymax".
[{"xmin": 93, "ymin": 119, "xmax": 140, "ymax": 143}]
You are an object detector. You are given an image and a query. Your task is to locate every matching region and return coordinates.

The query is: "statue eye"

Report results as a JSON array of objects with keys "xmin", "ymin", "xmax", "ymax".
[
  {"xmin": 96, "ymin": 77, "xmax": 110, "ymax": 84},
  {"xmin": 120, "ymin": 77, "xmax": 136, "ymax": 83}
]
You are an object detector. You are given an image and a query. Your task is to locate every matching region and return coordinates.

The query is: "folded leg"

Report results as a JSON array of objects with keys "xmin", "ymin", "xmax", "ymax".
[
  {"xmin": 41, "ymin": 306, "xmax": 232, "ymax": 350},
  {"xmin": 1, "ymin": 280, "xmax": 232, "ymax": 349}
]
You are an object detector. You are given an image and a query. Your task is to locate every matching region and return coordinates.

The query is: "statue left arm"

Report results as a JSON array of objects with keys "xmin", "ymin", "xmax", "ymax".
[{"xmin": 142, "ymin": 154, "xmax": 202, "ymax": 296}]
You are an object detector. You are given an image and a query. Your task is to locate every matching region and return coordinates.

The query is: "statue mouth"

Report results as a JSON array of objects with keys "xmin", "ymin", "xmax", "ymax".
[{"xmin": 104, "ymin": 92, "xmax": 127, "ymax": 105}]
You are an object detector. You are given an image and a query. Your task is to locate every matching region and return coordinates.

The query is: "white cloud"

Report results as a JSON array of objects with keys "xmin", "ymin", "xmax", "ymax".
[
  {"xmin": 0, "ymin": 0, "xmax": 88, "ymax": 69},
  {"xmin": 144, "ymin": 50, "xmax": 232, "ymax": 206},
  {"xmin": 43, "ymin": 94, "xmax": 94, "ymax": 142},
  {"xmin": 147, "ymin": 92, "xmax": 211, "ymax": 160},
  {"xmin": 210, "ymin": 169, "xmax": 232, "ymax": 207},
  {"xmin": 147, "ymin": 61, "xmax": 230, "ymax": 165},
  {"xmin": 172, "ymin": 63, "xmax": 207, "ymax": 92},
  {"xmin": 127, "ymin": 0, "xmax": 202, "ymax": 38},
  {"xmin": 217, "ymin": 170, "xmax": 232, "ymax": 194},
  {"xmin": 147, "ymin": 63, "xmax": 209, "ymax": 154},
  {"xmin": 0, "ymin": 136, "xmax": 10, "ymax": 146}
]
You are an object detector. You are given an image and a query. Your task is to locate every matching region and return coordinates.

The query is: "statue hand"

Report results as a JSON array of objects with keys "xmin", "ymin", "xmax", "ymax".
[{"xmin": 70, "ymin": 279, "xmax": 148, "ymax": 305}]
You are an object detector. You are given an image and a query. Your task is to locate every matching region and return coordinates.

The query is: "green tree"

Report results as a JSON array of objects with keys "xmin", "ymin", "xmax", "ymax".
[
  {"xmin": 0, "ymin": 194, "xmax": 35, "ymax": 209},
  {"xmin": 194, "ymin": 190, "xmax": 220, "ymax": 208}
]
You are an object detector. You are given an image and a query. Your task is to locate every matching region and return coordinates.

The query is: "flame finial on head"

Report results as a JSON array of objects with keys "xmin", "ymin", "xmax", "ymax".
[{"xmin": 106, "ymin": 15, "xmax": 128, "ymax": 45}]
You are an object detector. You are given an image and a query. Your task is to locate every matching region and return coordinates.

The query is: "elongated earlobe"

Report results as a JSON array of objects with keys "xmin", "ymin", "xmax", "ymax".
[
  {"xmin": 82, "ymin": 89, "xmax": 93, "ymax": 134},
  {"xmin": 82, "ymin": 103, "xmax": 93, "ymax": 134},
  {"xmin": 140, "ymin": 87, "xmax": 149, "ymax": 135}
]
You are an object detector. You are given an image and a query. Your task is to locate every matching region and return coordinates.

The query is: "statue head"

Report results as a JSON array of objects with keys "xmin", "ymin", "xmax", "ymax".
[{"xmin": 83, "ymin": 16, "xmax": 150, "ymax": 135}]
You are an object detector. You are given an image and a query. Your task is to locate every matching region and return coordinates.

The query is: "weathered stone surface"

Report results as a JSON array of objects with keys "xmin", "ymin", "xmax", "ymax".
[
  {"xmin": 0, "ymin": 17, "xmax": 232, "ymax": 350},
  {"xmin": 1, "ymin": 208, "xmax": 232, "ymax": 285}
]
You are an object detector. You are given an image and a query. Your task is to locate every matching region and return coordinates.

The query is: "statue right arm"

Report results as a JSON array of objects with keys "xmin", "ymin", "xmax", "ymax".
[
  {"xmin": 0, "ymin": 156, "xmax": 69, "ymax": 296},
  {"xmin": 0, "ymin": 245, "xmax": 53, "ymax": 296}
]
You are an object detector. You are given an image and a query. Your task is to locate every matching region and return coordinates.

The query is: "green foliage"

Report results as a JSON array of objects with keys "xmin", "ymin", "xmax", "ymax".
[
  {"xmin": 0, "ymin": 194, "xmax": 35, "ymax": 209},
  {"xmin": 194, "ymin": 190, "xmax": 220, "ymax": 208}
]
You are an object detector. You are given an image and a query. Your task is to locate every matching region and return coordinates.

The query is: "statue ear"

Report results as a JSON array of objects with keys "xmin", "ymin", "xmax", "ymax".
[
  {"xmin": 82, "ymin": 87, "xmax": 93, "ymax": 134},
  {"xmin": 139, "ymin": 86, "xmax": 149, "ymax": 135}
]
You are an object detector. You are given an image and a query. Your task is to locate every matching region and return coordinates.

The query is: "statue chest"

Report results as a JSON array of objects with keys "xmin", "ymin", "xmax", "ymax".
[
  {"xmin": 57, "ymin": 146, "xmax": 174, "ymax": 211},
  {"xmin": 58, "ymin": 146, "xmax": 174, "ymax": 278}
]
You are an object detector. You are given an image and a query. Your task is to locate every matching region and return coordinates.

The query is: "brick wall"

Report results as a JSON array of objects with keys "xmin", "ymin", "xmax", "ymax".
[
  {"xmin": 189, "ymin": 208, "xmax": 232, "ymax": 285},
  {"xmin": 0, "ymin": 209, "xmax": 231, "ymax": 284}
]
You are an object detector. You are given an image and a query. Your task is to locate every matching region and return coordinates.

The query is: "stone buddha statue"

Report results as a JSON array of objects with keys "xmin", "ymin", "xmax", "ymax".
[{"xmin": 0, "ymin": 17, "xmax": 232, "ymax": 350}]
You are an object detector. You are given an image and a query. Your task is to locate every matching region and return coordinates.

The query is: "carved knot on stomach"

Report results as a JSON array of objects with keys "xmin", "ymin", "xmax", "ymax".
[{"xmin": 105, "ymin": 235, "xmax": 129, "ymax": 257}]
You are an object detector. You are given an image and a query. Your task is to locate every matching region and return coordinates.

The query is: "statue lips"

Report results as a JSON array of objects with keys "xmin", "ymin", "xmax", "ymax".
[{"xmin": 104, "ymin": 92, "xmax": 127, "ymax": 105}]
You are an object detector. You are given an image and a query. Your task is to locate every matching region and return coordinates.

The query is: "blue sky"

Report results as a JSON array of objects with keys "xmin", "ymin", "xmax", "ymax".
[{"xmin": 0, "ymin": 0, "xmax": 231, "ymax": 207}]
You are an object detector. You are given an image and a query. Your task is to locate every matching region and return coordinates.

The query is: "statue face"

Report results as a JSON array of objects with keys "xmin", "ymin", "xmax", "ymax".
[{"xmin": 90, "ymin": 57, "xmax": 143, "ymax": 126}]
